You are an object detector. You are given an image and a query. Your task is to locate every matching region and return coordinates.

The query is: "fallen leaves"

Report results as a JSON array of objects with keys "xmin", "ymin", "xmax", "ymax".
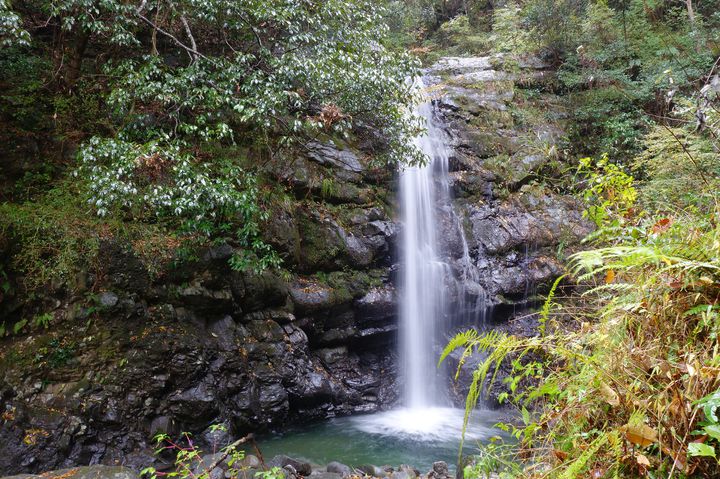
[
  {"xmin": 621, "ymin": 423, "xmax": 658, "ymax": 447},
  {"xmin": 651, "ymin": 218, "xmax": 672, "ymax": 234},
  {"xmin": 599, "ymin": 381, "xmax": 621, "ymax": 406}
]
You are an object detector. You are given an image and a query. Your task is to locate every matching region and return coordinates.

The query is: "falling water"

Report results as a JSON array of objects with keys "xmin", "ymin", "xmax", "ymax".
[{"xmin": 399, "ymin": 80, "xmax": 454, "ymax": 409}]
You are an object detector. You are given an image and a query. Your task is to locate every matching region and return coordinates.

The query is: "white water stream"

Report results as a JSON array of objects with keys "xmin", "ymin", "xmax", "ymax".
[
  {"xmin": 398, "ymin": 83, "xmax": 454, "ymax": 409},
  {"xmin": 383, "ymin": 78, "xmax": 491, "ymax": 435}
]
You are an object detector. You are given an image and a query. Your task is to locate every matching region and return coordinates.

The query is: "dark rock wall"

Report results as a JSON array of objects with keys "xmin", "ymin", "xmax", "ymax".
[
  {"xmin": 0, "ymin": 140, "xmax": 399, "ymax": 474},
  {"xmin": 426, "ymin": 55, "xmax": 592, "ymax": 322}
]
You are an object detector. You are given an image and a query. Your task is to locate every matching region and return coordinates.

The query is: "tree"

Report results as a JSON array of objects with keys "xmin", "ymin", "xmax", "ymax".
[{"xmin": 2, "ymin": 0, "xmax": 422, "ymax": 271}]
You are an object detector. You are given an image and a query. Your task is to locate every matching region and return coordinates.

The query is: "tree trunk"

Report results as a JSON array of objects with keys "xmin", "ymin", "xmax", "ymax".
[
  {"xmin": 685, "ymin": 0, "xmax": 695, "ymax": 27},
  {"xmin": 64, "ymin": 31, "xmax": 89, "ymax": 89},
  {"xmin": 685, "ymin": 0, "xmax": 703, "ymax": 53}
]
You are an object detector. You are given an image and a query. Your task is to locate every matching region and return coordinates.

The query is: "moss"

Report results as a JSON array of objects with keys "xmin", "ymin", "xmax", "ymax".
[
  {"xmin": 296, "ymin": 207, "xmax": 347, "ymax": 272},
  {"xmin": 468, "ymin": 109, "xmax": 514, "ymax": 131},
  {"xmin": 313, "ymin": 268, "xmax": 385, "ymax": 304}
]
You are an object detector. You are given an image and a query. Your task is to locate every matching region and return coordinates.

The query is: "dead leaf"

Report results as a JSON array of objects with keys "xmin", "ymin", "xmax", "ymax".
[
  {"xmin": 599, "ymin": 381, "xmax": 620, "ymax": 406},
  {"xmin": 590, "ymin": 468, "xmax": 604, "ymax": 478},
  {"xmin": 605, "ymin": 269, "xmax": 615, "ymax": 284},
  {"xmin": 622, "ymin": 424, "xmax": 659, "ymax": 447},
  {"xmin": 553, "ymin": 449, "xmax": 568, "ymax": 461},
  {"xmin": 636, "ymin": 454, "xmax": 650, "ymax": 466},
  {"xmin": 652, "ymin": 218, "xmax": 672, "ymax": 234}
]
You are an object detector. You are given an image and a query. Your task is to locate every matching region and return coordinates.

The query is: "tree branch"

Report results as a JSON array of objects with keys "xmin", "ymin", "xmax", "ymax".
[
  {"xmin": 180, "ymin": 15, "xmax": 198, "ymax": 62},
  {"xmin": 202, "ymin": 434, "xmax": 255, "ymax": 473},
  {"xmin": 135, "ymin": 11, "xmax": 209, "ymax": 61}
]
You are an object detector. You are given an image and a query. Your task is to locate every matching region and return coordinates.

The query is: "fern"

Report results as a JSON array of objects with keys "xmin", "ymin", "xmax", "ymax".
[
  {"xmin": 559, "ymin": 433, "xmax": 608, "ymax": 479},
  {"xmin": 539, "ymin": 274, "xmax": 565, "ymax": 335}
]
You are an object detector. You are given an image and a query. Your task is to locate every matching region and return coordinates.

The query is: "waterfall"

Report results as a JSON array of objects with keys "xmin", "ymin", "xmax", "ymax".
[
  {"xmin": 399, "ymin": 80, "xmax": 454, "ymax": 409},
  {"xmin": 344, "ymin": 79, "xmax": 500, "ymax": 441}
]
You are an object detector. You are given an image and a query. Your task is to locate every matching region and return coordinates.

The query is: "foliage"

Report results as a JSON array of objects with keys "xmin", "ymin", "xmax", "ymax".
[
  {"xmin": 522, "ymin": 0, "xmax": 586, "ymax": 55},
  {"xmin": 447, "ymin": 126, "xmax": 720, "ymax": 476},
  {"xmin": 462, "ymin": 438, "xmax": 523, "ymax": 479},
  {"xmin": 77, "ymin": 138, "xmax": 280, "ymax": 272},
  {"xmin": 142, "ymin": 427, "xmax": 245, "ymax": 479},
  {"xmin": 32, "ymin": 313, "xmax": 53, "ymax": 330},
  {"xmin": 33, "ymin": 338, "xmax": 75, "ymax": 368},
  {"xmin": 690, "ymin": 389, "xmax": 720, "ymax": 460},
  {"xmin": 1, "ymin": 0, "xmax": 424, "ymax": 286},
  {"xmin": 576, "ymin": 154, "xmax": 637, "ymax": 228},
  {"xmin": 448, "ymin": 206, "xmax": 720, "ymax": 476},
  {"xmin": 489, "ymin": 3, "xmax": 532, "ymax": 54},
  {"xmin": 48, "ymin": 0, "xmax": 423, "ymax": 163},
  {"xmin": 0, "ymin": 0, "xmax": 29, "ymax": 47},
  {"xmin": 633, "ymin": 123, "xmax": 720, "ymax": 212},
  {"xmin": 254, "ymin": 468, "xmax": 285, "ymax": 479},
  {"xmin": 0, "ymin": 184, "xmax": 102, "ymax": 291}
]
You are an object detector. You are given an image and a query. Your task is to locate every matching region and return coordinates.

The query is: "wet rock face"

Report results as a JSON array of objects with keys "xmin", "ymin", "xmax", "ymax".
[
  {"xmin": 0, "ymin": 140, "xmax": 399, "ymax": 475},
  {"xmin": 0, "ymin": 269, "xmax": 400, "ymax": 474},
  {"xmin": 0, "ymin": 465, "xmax": 140, "ymax": 479},
  {"xmin": 426, "ymin": 54, "xmax": 592, "ymax": 312}
]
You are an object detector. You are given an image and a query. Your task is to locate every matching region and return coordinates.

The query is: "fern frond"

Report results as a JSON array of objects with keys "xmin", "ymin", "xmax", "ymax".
[{"xmin": 439, "ymin": 329, "xmax": 478, "ymax": 366}]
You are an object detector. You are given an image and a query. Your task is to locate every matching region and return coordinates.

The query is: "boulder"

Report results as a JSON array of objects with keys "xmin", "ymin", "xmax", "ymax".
[
  {"xmin": 99, "ymin": 291, "xmax": 119, "ymax": 308},
  {"xmin": 289, "ymin": 280, "xmax": 336, "ymax": 314},
  {"xmin": 356, "ymin": 465, "xmax": 386, "ymax": 477},
  {"xmin": 268, "ymin": 455, "xmax": 313, "ymax": 476},
  {"xmin": 306, "ymin": 142, "xmax": 363, "ymax": 174},
  {"xmin": 354, "ymin": 286, "xmax": 395, "ymax": 324},
  {"xmin": 430, "ymin": 461, "xmax": 450, "ymax": 479},
  {"xmin": 326, "ymin": 462, "xmax": 352, "ymax": 477},
  {"xmin": 309, "ymin": 474, "xmax": 342, "ymax": 479},
  {"xmin": 240, "ymin": 455, "xmax": 262, "ymax": 469}
]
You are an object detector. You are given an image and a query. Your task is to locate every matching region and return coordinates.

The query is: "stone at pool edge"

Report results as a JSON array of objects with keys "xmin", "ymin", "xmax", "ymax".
[
  {"xmin": 356, "ymin": 465, "xmax": 386, "ymax": 477},
  {"xmin": 427, "ymin": 461, "xmax": 450, "ymax": 479},
  {"xmin": 0, "ymin": 465, "xmax": 140, "ymax": 479},
  {"xmin": 268, "ymin": 455, "xmax": 313, "ymax": 476},
  {"xmin": 325, "ymin": 462, "xmax": 352, "ymax": 477},
  {"xmin": 308, "ymin": 473, "xmax": 343, "ymax": 479}
]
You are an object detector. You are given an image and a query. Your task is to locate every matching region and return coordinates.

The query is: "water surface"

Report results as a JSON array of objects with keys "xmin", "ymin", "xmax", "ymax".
[{"xmin": 258, "ymin": 407, "xmax": 507, "ymax": 472}]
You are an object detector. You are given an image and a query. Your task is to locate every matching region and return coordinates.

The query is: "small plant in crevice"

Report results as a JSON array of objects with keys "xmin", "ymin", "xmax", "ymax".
[
  {"xmin": 33, "ymin": 339, "xmax": 76, "ymax": 368},
  {"xmin": 142, "ymin": 428, "xmax": 256, "ymax": 479},
  {"xmin": 32, "ymin": 313, "xmax": 53, "ymax": 330}
]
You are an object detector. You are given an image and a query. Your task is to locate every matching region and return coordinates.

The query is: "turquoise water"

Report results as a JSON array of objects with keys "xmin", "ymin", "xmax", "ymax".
[{"xmin": 257, "ymin": 407, "xmax": 507, "ymax": 473}]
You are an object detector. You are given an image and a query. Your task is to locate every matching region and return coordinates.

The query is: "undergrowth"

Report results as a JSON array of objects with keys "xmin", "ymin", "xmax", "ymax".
[
  {"xmin": 445, "ymin": 68, "xmax": 720, "ymax": 477},
  {"xmin": 446, "ymin": 206, "xmax": 720, "ymax": 478}
]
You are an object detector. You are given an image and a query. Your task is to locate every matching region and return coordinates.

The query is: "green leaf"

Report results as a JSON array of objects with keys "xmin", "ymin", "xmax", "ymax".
[
  {"xmin": 688, "ymin": 442, "xmax": 716, "ymax": 458},
  {"xmin": 13, "ymin": 319, "xmax": 27, "ymax": 335},
  {"xmin": 704, "ymin": 424, "xmax": 720, "ymax": 442},
  {"xmin": 521, "ymin": 406, "xmax": 531, "ymax": 425}
]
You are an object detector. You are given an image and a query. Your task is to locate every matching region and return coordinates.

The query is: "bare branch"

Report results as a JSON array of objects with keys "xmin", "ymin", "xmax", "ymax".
[
  {"xmin": 202, "ymin": 434, "xmax": 255, "ymax": 473},
  {"xmin": 180, "ymin": 15, "xmax": 198, "ymax": 62},
  {"xmin": 135, "ymin": 11, "xmax": 209, "ymax": 61}
]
